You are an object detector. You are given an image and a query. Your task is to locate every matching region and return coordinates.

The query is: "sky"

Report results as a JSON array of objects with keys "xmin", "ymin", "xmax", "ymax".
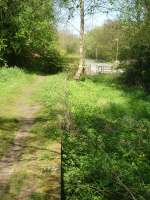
[{"xmin": 58, "ymin": 7, "xmax": 117, "ymax": 35}]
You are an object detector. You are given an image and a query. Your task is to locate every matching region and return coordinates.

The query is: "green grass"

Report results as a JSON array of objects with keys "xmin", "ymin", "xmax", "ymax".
[
  {"xmin": 16, "ymin": 74, "xmax": 66, "ymax": 200},
  {"xmin": 0, "ymin": 70, "xmax": 65, "ymax": 199},
  {"xmin": 0, "ymin": 67, "xmax": 35, "ymax": 158},
  {"xmin": 0, "ymin": 68, "xmax": 150, "ymax": 200},
  {"xmin": 63, "ymin": 74, "xmax": 150, "ymax": 200},
  {"xmin": 0, "ymin": 67, "xmax": 35, "ymax": 116},
  {"xmin": 31, "ymin": 73, "xmax": 66, "ymax": 140},
  {"xmin": 64, "ymin": 54, "xmax": 79, "ymax": 77}
]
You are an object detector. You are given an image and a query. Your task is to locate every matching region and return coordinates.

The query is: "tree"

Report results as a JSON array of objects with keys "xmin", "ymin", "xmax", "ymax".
[
  {"xmin": 74, "ymin": 0, "xmax": 85, "ymax": 79},
  {"xmin": 117, "ymin": 0, "xmax": 150, "ymax": 90},
  {"xmin": 59, "ymin": 0, "xmax": 114, "ymax": 79},
  {"xmin": 0, "ymin": 0, "xmax": 63, "ymax": 72},
  {"xmin": 85, "ymin": 20, "xmax": 122, "ymax": 62}
]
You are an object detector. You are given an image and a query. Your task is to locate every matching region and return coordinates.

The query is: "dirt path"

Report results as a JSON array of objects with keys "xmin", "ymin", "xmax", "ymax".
[{"xmin": 0, "ymin": 76, "xmax": 61, "ymax": 200}]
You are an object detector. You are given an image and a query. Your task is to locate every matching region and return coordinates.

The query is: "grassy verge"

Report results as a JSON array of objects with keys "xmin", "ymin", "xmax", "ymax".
[
  {"xmin": 63, "ymin": 74, "xmax": 150, "ymax": 200},
  {"xmin": 0, "ymin": 67, "xmax": 35, "ymax": 158},
  {"xmin": 15, "ymin": 73, "xmax": 66, "ymax": 199},
  {"xmin": 31, "ymin": 73, "xmax": 66, "ymax": 141},
  {"xmin": 0, "ymin": 67, "xmax": 35, "ymax": 116},
  {"xmin": 0, "ymin": 72, "xmax": 66, "ymax": 199}
]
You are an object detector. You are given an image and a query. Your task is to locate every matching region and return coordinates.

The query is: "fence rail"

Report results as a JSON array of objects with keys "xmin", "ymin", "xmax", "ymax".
[{"xmin": 85, "ymin": 63, "xmax": 123, "ymax": 75}]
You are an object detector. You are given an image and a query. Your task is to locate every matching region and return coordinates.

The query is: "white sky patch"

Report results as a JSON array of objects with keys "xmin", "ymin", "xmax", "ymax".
[{"xmin": 58, "ymin": 11, "xmax": 117, "ymax": 35}]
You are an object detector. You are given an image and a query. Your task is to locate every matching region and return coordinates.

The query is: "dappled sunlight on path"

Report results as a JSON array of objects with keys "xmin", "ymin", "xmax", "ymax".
[{"xmin": 0, "ymin": 76, "xmax": 61, "ymax": 200}]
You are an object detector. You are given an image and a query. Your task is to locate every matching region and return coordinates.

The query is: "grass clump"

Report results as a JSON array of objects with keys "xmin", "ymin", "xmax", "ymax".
[{"xmin": 63, "ymin": 74, "xmax": 150, "ymax": 200}]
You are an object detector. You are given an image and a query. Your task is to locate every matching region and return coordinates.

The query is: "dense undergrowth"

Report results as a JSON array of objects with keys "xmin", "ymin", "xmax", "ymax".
[{"xmin": 63, "ymin": 74, "xmax": 150, "ymax": 200}]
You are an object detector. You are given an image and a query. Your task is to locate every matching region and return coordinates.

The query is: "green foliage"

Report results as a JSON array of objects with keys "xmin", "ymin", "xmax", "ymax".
[
  {"xmin": 63, "ymin": 74, "xmax": 150, "ymax": 200},
  {"xmin": 59, "ymin": 0, "xmax": 114, "ymax": 16},
  {"xmin": 118, "ymin": 0, "xmax": 150, "ymax": 90},
  {"xmin": 59, "ymin": 31, "xmax": 79, "ymax": 55},
  {"xmin": 0, "ymin": 0, "xmax": 63, "ymax": 72},
  {"xmin": 0, "ymin": 38, "xmax": 7, "ymax": 65},
  {"xmin": 85, "ymin": 20, "xmax": 122, "ymax": 61},
  {"xmin": 63, "ymin": 54, "xmax": 79, "ymax": 78}
]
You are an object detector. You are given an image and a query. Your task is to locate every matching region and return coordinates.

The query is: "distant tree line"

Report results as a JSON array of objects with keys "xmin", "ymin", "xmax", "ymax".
[
  {"xmin": 58, "ymin": 31, "xmax": 79, "ymax": 55},
  {"xmin": 85, "ymin": 20, "xmax": 122, "ymax": 62}
]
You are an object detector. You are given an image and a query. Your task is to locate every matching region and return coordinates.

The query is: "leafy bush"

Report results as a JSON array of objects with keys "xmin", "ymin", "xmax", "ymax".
[
  {"xmin": 118, "ymin": 1, "xmax": 150, "ymax": 91},
  {"xmin": 85, "ymin": 20, "xmax": 122, "ymax": 61},
  {"xmin": 0, "ymin": 0, "xmax": 63, "ymax": 73}
]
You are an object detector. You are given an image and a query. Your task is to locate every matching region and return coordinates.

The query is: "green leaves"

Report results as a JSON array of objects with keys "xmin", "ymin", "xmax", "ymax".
[
  {"xmin": 63, "ymin": 75, "xmax": 150, "ymax": 199},
  {"xmin": 85, "ymin": 20, "xmax": 122, "ymax": 61},
  {"xmin": 0, "ymin": 0, "xmax": 63, "ymax": 72}
]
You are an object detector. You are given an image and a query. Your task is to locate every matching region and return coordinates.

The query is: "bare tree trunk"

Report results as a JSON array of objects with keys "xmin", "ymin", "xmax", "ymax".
[
  {"xmin": 79, "ymin": 0, "xmax": 85, "ymax": 67},
  {"xmin": 74, "ymin": 0, "xmax": 85, "ymax": 80}
]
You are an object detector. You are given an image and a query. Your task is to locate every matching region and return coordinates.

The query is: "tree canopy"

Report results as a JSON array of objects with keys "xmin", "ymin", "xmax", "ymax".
[
  {"xmin": 117, "ymin": 0, "xmax": 150, "ymax": 90},
  {"xmin": 0, "ymin": 0, "xmax": 62, "ymax": 72},
  {"xmin": 85, "ymin": 20, "xmax": 122, "ymax": 61}
]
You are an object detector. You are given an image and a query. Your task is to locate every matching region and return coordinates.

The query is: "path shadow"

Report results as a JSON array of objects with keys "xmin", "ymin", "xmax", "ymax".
[
  {"xmin": 0, "ymin": 115, "xmax": 61, "ymax": 159},
  {"xmin": 0, "ymin": 114, "xmax": 61, "ymax": 200}
]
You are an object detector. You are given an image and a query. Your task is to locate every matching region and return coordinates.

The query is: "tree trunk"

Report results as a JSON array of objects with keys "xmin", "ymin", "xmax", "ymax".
[{"xmin": 74, "ymin": 0, "xmax": 85, "ymax": 80}]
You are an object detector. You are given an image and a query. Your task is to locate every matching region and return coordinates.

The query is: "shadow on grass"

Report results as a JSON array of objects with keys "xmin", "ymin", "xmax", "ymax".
[
  {"xmin": 22, "ymin": 68, "xmax": 59, "ymax": 76},
  {"xmin": 0, "ymin": 118, "xmax": 20, "ymax": 132},
  {"xmin": 63, "ymin": 100, "xmax": 150, "ymax": 200},
  {"xmin": 3, "ymin": 65, "xmax": 63, "ymax": 79},
  {"xmin": 29, "ymin": 180, "xmax": 61, "ymax": 200},
  {"xmin": 0, "ymin": 118, "xmax": 20, "ymax": 159},
  {"xmin": 87, "ymin": 74, "xmax": 150, "ymax": 101},
  {"xmin": 0, "ymin": 166, "xmax": 60, "ymax": 200},
  {"xmin": 0, "ymin": 113, "xmax": 61, "ymax": 200},
  {"xmin": 0, "ymin": 112, "xmax": 62, "ymax": 160}
]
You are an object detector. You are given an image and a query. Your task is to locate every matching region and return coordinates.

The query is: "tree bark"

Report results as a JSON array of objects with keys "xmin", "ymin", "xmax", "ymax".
[{"xmin": 74, "ymin": 0, "xmax": 85, "ymax": 80}]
